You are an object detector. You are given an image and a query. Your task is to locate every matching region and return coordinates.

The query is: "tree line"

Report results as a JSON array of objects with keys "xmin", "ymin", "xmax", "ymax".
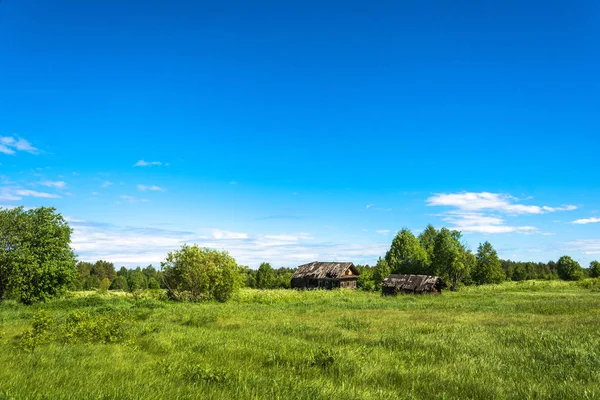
[
  {"xmin": 353, "ymin": 225, "xmax": 597, "ymax": 291},
  {"xmin": 1, "ymin": 206, "xmax": 599, "ymax": 304}
]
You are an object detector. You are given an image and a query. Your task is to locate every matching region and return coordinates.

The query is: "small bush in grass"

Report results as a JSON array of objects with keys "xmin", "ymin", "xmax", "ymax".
[
  {"xmin": 60, "ymin": 310, "xmax": 128, "ymax": 344},
  {"xmin": 162, "ymin": 244, "xmax": 242, "ymax": 302},
  {"xmin": 98, "ymin": 278, "xmax": 111, "ymax": 293},
  {"xmin": 18, "ymin": 310, "xmax": 54, "ymax": 352}
]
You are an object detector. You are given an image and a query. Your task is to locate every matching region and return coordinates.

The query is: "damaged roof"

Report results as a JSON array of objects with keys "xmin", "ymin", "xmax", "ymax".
[
  {"xmin": 382, "ymin": 274, "xmax": 445, "ymax": 292},
  {"xmin": 291, "ymin": 261, "xmax": 359, "ymax": 279}
]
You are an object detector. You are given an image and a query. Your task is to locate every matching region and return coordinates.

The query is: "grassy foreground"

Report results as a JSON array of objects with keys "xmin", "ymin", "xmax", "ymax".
[{"xmin": 1, "ymin": 281, "xmax": 600, "ymax": 400}]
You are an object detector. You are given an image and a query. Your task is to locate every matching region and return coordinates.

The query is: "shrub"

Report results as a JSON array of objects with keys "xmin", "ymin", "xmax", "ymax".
[
  {"xmin": 162, "ymin": 245, "xmax": 242, "ymax": 302},
  {"xmin": 99, "ymin": 278, "xmax": 111, "ymax": 292}
]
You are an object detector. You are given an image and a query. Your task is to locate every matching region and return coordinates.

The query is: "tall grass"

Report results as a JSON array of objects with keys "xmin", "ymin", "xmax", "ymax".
[{"xmin": 1, "ymin": 281, "xmax": 599, "ymax": 399}]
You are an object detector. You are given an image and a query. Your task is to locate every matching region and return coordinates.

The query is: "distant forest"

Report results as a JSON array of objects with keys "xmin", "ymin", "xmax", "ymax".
[{"xmin": 75, "ymin": 223, "xmax": 600, "ymax": 292}]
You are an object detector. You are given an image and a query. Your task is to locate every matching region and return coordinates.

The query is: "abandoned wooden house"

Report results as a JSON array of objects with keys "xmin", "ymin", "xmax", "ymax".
[
  {"xmin": 381, "ymin": 274, "xmax": 446, "ymax": 295},
  {"xmin": 290, "ymin": 261, "xmax": 360, "ymax": 289}
]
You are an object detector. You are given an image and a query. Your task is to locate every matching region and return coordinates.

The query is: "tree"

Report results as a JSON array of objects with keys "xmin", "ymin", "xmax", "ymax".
[
  {"xmin": 473, "ymin": 241, "xmax": 505, "ymax": 285},
  {"xmin": 109, "ymin": 276, "xmax": 129, "ymax": 291},
  {"xmin": 432, "ymin": 228, "xmax": 471, "ymax": 290},
  {"xmin": 92, "ymin": 260, "xmax": 116, "ymax": 282},
  {"xmin": 99, "ymin": 277, "xmax": 111, "ymax": 292},
  {"xmin": 0, "ymin": 206, "xmax": 77, "ymax": 304},
  {"xmin": 127, "ymin": 268, "xmax": 148, "ymax": 291},
  {"xmin": 418, "ymin": 224, "xmax": 438, "ymax": 261},
  {"xmin": 372, "ymin": 257, "xmax": 391, "ymax": 290},
  {"xmin": 589, "ymin": 261, "xmax": 600, "ymax": 278},
  {"xmin": 385, "ymin": 229, "xmax": 429, "ymax": 275},
  {"xmin": 162, "ymin": 244, "xmax": 242, "ymax": 302},
  {"xmin": 356, "ymin": 264, "xmax": 375, "ymax": 291},
  {"xmin": 557, "ymin": 256, "xmax": 584, "ymax": 281},
  {"xmin": 256, "ymin": 262, "xmax": 275, "ymax": 289}
]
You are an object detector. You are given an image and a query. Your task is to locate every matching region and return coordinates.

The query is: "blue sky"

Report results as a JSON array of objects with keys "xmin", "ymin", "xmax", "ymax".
[{"xmin": 1, "ymin": 0, "xmax": 599, "ymax": 268}]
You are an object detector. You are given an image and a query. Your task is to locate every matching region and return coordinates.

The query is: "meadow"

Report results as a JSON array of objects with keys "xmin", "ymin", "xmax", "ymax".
[{"xmin": 1, "ymin": 281, "xmax": 599, "ymax": 400}]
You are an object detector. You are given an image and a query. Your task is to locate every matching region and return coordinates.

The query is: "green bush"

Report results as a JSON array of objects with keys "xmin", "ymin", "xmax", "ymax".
[{"xmin": 162, "ymin": 245, "xmax": 242, "ymax": 302}]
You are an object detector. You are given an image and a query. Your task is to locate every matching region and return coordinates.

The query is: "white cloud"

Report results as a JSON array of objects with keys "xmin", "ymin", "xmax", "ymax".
[
  {"xmin": 101, "ymin": 181, "xmax": 113, "ymax": 188},
  {"xmin": 133, "ymin": 160, "xmax": 164, "ymax": 167},
  {"xmin": 69, "ymin": 220, "xmax": 388, "ymax": 268},
  {"xmin": 0, "ymin": 188, "xmax": 22, "ymax": 201},
  {"xmin": 137, "ymin": 184, "xmax": 164, "ymax": 192},
  {"xmin": 427, "ymin": 192, "xmax": 576, "ymax": 234},
  {"xmin": 376, "ymin": 230, "xmax": 390, "ymax": 235},
  {"xmin": 212, "ymin": 230, "xmax": 248, "ymax": 239},
  {"xmin": 427, "ymin": 192, "xmax": 577, "ymax": 215},
  {"xmin": 571, "ymin": 217, "xmax": 600, "ymax": 225},
  {"xmin": 564, "ymin": 239, "xmax": 600, "ymax": 255},
  {"xmin": 0, "ymin": 136, "xmax": 39, "ymax": 155},
  {"xmin": 39, "ymin": 180, "xmax": 67, "ymax": 189},
  {"xmin": 366, "ymin": 204, "xmax": 374, "ymax": 209},
  {"xmin": 120, "ymin": 195, "xmax": 148, "ymax": 203},
  {"xmin": 15, "ymin": 189, "xmax": 61, "ymax": 199}
]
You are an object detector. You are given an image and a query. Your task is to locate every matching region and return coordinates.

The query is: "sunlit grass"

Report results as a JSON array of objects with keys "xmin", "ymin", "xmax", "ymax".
[{"xmin": 1, "ymin": 281, "xmax": 600, "ymax": 399}]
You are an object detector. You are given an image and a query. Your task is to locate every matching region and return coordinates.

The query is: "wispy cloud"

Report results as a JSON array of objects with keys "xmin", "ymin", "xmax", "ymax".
[
  {"xmin": 15, "ymin": 189, "xmax": 61, "ymax": 199},
  {"xmin": 39, "ymin": 180, "xmax": 67, "ymax": 189},
  {"xmin": 133, "ymin": 160, "xmax": 167, "ymax": 167},
  {"xmin": 120, "ymin": 195, "xmax": 149, "ymax": 203},
  {"xmin": 137, "ymin": 184, "xmax": 164, "ymax": 192},
  {"xmin": 0, "ymin": 136, "xmax": 39, "ymax": 155},
  {"xmin": 563, "ymin": 239, "xmax": 600, "ymax": 255},
  {"xmin": 366, "ymin": 204, "xmax": 374, "ymax": 209},
  {"xmin": 427, "ymin": 192, "xmax": 577, "ymax": 215},
  {"xmin": 427, "ymin": 192, "xmax": 576, "ymax": 234},
  {"xmin": 69, "ymin": 219, "xmax": 387, "ymax": 268},
  {"xmin": 376, "ymin": 230, "xmax": 390, "ymax": 235},
  {"xmin": 101, "ymin": 181, "xmax": 113, "ymax": 188},
  {"xmin": 571, "ymin": 217, "xmax": 600, "ymax": 225},
  {"xmin": 212, "ymin": 230, "xmax": 248, "ymax": 239}
]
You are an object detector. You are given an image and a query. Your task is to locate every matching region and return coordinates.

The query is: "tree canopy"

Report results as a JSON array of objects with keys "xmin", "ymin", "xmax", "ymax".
[
  {"xmin": 473, "ymin": 241, "xmax": 505, "ymax": 285},
  {"xmin": 557, "ymin": 256, "xmax": 584, "ymax": 281},
  {"xmin": 0, "ymin": 206, "xmax": 77, "ymax": 304}
]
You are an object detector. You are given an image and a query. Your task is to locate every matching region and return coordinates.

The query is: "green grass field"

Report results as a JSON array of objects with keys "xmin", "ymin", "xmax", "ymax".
[{"xmin": 1, "ymin": 281, "xmax": 600, "ymax": 399}]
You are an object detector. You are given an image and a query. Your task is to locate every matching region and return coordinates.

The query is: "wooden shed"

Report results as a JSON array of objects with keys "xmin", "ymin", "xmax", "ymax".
[
  {"xmin": 381, "ymin": 274, "xmax": 445, "ymax": 295},
  {"xmin": 290, "ymin": 261, "xmax": 359, "ymax": 290}
]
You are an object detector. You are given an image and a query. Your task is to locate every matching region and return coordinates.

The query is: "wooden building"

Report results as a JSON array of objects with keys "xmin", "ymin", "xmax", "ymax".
[
  {"xmin": 290, "ymin": 261, "xmax": 359, "ymax": 289},
  {"xmin": 381, "ymin": 274, "xmax": 445, "ymax": 295}
]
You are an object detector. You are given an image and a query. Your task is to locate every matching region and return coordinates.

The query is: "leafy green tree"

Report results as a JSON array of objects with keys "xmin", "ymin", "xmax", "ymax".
[
  {"xmin": 473, "ymin": 241, "xmax": 505, "ymax": 285},
  {"xmin": 92, "ymin": 260, "xmax": 116, "ymax": 281},
  {"xmin": 127, "ymin": 268, "xmax": 148, "ymax": 291},
  {"xmin": 385, "ymin": 229, "xmax": 429, "ymax": 274},
  {"xmin": 557, "ymin": 256, "xmax": 584, "ymax": 281},
  {"xmin": 372, "ymin": 257, "xmax": 391, "ymax": 290},
  {"xmin": 99, "ymin": 277, "xmax": 111, "ymax": 292},
  {"xmin": 588, "ymin": 261, "xmax": 600, "ymax": 278},
  {"xmin": 356, "ymin": 264, "xmax": 375, "ymax": 291},
  {"xmin": 162, "ymin": 244, "xmax": 242, "ymax": 302},
  {"xmin": 0, "ymin": 206, "xmax": 77, "ymax": 304},
  {"xmin": 418, "ymin": 224, "xmax": 438, "ymax": 261},
  {"xmin": 148, "ymin": 277, "xmax": 161, "ymax": 289},
  {"xmin": 432, "ymin": 228, "xmax": 470, "ymax": 290},
  {"xmin": 256, "ymin": 262, "xmax": 275, "ymax": 289},
  {"xmin": 239, "ymin": 265, "xmax": 257, "ymax": 288},
  {"xmin": 109, "ymin": 275, "xmax": 129, "ymax": 291},
  {"xmin": 117, "ymin": 266, "xmax": 128, "ymax": 277}
]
